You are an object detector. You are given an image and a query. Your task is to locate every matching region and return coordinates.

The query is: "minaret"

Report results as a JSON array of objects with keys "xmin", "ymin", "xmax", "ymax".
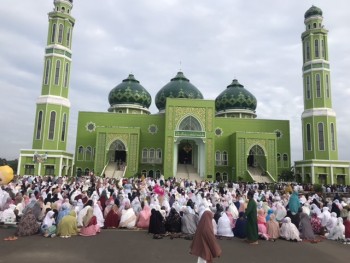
[
  {"xmin": 295, "ymin": 6, "xmax": 350, "ymax": 185},
  {"xmin": 18, "ymin": 0, "xmax": 75, "ymax": 177},
  {"xmin": 301, "ymin": 6, "xmax": 337, "ymax": 160}
]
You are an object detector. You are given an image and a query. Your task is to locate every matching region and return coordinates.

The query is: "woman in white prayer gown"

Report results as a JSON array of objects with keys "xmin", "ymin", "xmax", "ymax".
[
  {"xmin": 119, "ymin": 202, "xmax": 137, "ymax": 229},
  {"xmin": 320, "ymin": 207, "xmax": 331, "ymax": 228},
  {"xmin": 217, "ymin": 212, "xmax": 234, "ymax": 238},
  {"xmin": 93, "ymin": 203, "xmax": 105, "ymax": 228},
  {"xmin": 275, "ymin": 202, "xmax": 287, "ymax": 222},
  {"xmin": 325, "ymin": 212, "xmax": 338, "ymax": 232},
  {"xmin": 78, "ymin": 204, "xmax": 91, "ymax": 227},
  {"xmin": 326, "ymin": 217, "xmax": 345, "ymax": 241},
  {"xmin": 280, "ymin": 217, "xmax": 302, "ymax": 241}
]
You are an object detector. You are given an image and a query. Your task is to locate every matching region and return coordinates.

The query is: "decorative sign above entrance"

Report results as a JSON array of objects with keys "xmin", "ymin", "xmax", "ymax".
[{"xmin": 174, "ymin": 130, "xmax": 206, "ymax": 138}]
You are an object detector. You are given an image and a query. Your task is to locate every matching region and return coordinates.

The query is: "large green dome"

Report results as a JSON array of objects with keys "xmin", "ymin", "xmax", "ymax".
[
  {"xmin": 155, "ymin": 72, "xmax": 203, "ymax": 111},
  {"xmin": 215, "ymin": 79, "xmax": 257, "ymax": 112},
  {"xmin": 305, "ymin": 5, "xmax": 322, "ymax": 19},
  {"xmin": 108, "ymin": 74, "xmax": 152, "ymax": 109}
]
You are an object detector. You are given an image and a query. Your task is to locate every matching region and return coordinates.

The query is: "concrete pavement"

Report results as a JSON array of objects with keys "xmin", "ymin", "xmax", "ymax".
[{"xmin": 0, "ymin": 228, "xmax": 348, "ymax": 263}]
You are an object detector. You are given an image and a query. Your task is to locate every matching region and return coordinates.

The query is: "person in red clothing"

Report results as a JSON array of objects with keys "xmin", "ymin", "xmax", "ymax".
[{"xmin": 344, "ymin": 211, "xmax": 350, "ymax": 244}]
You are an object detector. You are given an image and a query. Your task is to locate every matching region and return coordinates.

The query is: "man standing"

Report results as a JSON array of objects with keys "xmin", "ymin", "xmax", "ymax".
[{"xmin": 245, "ymin": 191, "xmax": 259, "ymax": 244}]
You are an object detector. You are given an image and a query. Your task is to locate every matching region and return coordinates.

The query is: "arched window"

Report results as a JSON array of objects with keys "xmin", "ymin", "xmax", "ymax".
[
  {"xmin": 67, "ymin": 28, "xmax": 71, "ymax": 47},
  {"xmin": 321, "ymin": 39, "xmax": 325, "ymax": 58},
  {"xmin": 141, "ymin": 170, "xmax": 147, "ymax": 177},
  {"xmin": 86, "ymin": 146, "xmax": 92, "ymax": 161},
  {"xmin": 58, "ymin": 24, "xmax": 64, "ymax": 43},
  {"xmin": 76, "ymin": 168, "xmax": 82, "ymax": 177},
  {"xmin": 44, "ymin": 59, "xmax": 51, "ymax": 85},
  {"xmin": 48, "ymin": 111, "xmax": 56, "ymax": 140},
  {"xmin": 61, "ymin": 113, "xmax": 66, "ymax": 141},
  {"xmin": 306, "ymin": 123, "xmax": 312, "ymax": 151},
  {"xmin": 149, "ymin": 148, "xmax": 155, "ymax": 161},
  {"xmin": 306, "ymin": 76, "xmax": 311, "ymax": 99},
  {"xmin": 316, "ymin": 74, "xmax": 321, "ymax": 98},
  {"xmin": 326, "ymin": 75, "xmax": 330, "ymax": 98},
  {"xmin": 222, "ymin": 151, "xmax": 228, "ymax": 166},
  {"xmin": 277, "ymin": 153, "xmax": 281, "ymax": 168},
  {"xmin": 54, "ymin": 60, "xmax": 61, "ymax": 85},
  {"xmin": 306, "ymin": 41, "xmax": 310, "ymax": 60},
  {"xmin": 64, "ymin": 63, "xmax": 69, "ymax": 88},
  {"xmin": 330, "ymin": 123, "xmax": 336, "ymax": 151},
  {"xmin": 51, "ymin": 24, "xmax": 56, "ymax": 43},
  {"xmin": 283, "ymin": 154, "xmax": 288, "ymax": 168},
  {"xmin": 215, "ymin": 151, "xmax": 221, "ymax": 165},
  {"xmin": 77, "ymin": 146, "xmax": 84, "ymax": 161},
  {"xmin": 156, "ymin": 170, "xmax": 161, "ymax": 178},
  {"xmin": 179, "ymin": 116, "xmax": 202, "ymax": 131},
  {"xmin": 315, "ymin": 39, "xmax": 319, "ymax": 57},
  {"xmin": 222, "ymin": 172, "xmax": 228, "ymax": 181},
  {"xmin": 142, "ymin": 148, "xmax": 148, "ymax": 163},
  {"xmin": 84, "ymin": 168, "xmax": 90, "ymax": 176},
  {"xmin": 36, "ymin": 111, "xmax": 43, "ymax": 140},
  {"xmin": 156, "ymin": 148, "xmax": 162, "ymax": 163},
  {"xmin": 318, "ymin": 123, "xmax": 325, "ymax": 151},
  {"xmin": 113, "ymin": 140, "xmax": 125, "ymax": 151}
]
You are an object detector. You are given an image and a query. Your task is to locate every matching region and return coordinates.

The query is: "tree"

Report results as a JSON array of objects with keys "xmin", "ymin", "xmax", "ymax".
[{"xmin": 278, "ymin": 168, "xmax": 295, "ymax": 182}]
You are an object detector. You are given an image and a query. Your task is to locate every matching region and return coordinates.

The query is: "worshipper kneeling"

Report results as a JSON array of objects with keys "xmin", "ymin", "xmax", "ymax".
[
  {"xmin": 119, "ymin": 202, "xmax": 137, "ymax": 229},
  {"xmin": 266, "ymin": 214, "xmax": 280, "ymax": 242},
  {"xmin": 325, "ymin": 217, "xmax": 345, "ymax": 241},
  {"xmin": 57, "ymin": 210, "xmax": 78, "ymax": 238},
  {"xmin": 181, "ymin": 207, "xmax": 198, "ymax": 238},
  {"xmin": 257, "ymin": 209, "xmax": 269, "ymax": 240},
  {"xmin": 344, "ymin": 212, "xmax": 350, "ymax": 244},
  {"xmin": 217, "ymin": 212, "xmax": 234, "ymax": 239},
  {"xmin": 136, "ymin": 201, "xmax": 151, "ymax": 229},
  {"xmin": 41, "ymin": 210, "xmax": 57, "ymax": 238},
  {"xmin": 233, "ymin": 212, "xmax": 247, "ymax": 239},
  {"xmin": 104, "ymin": 204, "xmax": 120, "ymax": 229},
  {"xmin": 80, "ymin": 207, "xmax": 100, "ymax": 236},
  {"xmin": 280, "ymin": 217, "xmax": 302, "ymax": 242},
  {"xmin": 299, "ymin": 212, "xmax": 318, "ymax": 243},
  {"xmin": 148, "ymin": 208, "xmax": 166, "ymax": 239}
]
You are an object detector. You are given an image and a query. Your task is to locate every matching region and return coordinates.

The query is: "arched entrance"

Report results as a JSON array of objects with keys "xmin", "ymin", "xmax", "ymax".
[
  {"xmin": 247, "ymin": 145, "xmax": 266, "ymax": 171},
  {"xmin": 178, "ymin": 140, "xmax": 193, "ymax": 164},
  {"xmin": 109, "ymin": 140, "xmax": 127, "ymax": 166},
  {"xmin": 174, "ymin": 115, "xmax": 206, "ymax": 179}
]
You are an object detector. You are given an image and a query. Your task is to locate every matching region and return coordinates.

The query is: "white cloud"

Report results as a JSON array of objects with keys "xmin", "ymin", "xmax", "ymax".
[{"xmin": 0, "ymin": 0, "xmax": 349, "ymax": 165}]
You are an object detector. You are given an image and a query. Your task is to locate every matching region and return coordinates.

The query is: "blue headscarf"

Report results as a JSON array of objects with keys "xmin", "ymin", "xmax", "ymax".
[{"xmin": 288, "ymin": 191, "xmax": 300, "ymax": 215}]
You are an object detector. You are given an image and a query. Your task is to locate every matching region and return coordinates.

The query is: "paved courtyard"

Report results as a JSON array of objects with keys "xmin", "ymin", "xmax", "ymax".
[{"xmin": 0, "ymin": 228, "xmax": 348, "ymax": 263}]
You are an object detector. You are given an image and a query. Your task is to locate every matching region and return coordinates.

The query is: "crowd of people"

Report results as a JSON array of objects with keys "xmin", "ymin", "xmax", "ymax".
[{"xmin": 1, "ymin": 174, "xmax": 350, "ymax": 262}]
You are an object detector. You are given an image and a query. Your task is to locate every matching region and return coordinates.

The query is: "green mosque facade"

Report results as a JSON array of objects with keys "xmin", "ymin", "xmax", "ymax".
[
  {"xmin": 75, "ymin": 73, "xmax": 290, "ymax": 182},
  {"xmin": 17, "ymin": 2, "xmax": 349, "ymax": 184}
]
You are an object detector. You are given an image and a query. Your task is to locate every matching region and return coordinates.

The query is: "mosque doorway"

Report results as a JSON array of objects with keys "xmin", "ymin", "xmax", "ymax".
[
  {"xmin": 247, "ymin": 145, "xmax": 267, "ymax": 175},
  {"xmin": 109, "ymin": 140, "xmax": 127, "ymax": 171},
  {"xmin": 178, "ymin": 140, "xmax": 193, "ymax": 165}
]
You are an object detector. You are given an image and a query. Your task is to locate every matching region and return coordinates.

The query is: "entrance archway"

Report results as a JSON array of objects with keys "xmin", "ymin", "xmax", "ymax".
[
  {"xmin": 178, "ymin": 140, "xmax": 193, "ymax": 164},
  {"xmin": 247, "ymin": 145, "xmax": 266, "ymax": 171},
  {"xmin": 109, "ymin": 140, "xmax": 127, "ymax": 166}
]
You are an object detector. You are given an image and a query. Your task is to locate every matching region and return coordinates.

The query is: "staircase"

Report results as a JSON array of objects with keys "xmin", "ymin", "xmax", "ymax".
[
  {"xmin": 176, "ymin": 164, "xmax": 201, "ymax": 181},
  {"xmin": 104, "ymin": 162, "xmax": 126, "ymax": 179},
  {"xmin": 247, "ymin": 166, "xmax": 274, "ymax": 183}
]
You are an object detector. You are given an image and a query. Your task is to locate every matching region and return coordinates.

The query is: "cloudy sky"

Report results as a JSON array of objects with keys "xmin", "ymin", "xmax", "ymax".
[{"xmin": 0, "ymin": 0, "xmax": 349, "ymax": 164}]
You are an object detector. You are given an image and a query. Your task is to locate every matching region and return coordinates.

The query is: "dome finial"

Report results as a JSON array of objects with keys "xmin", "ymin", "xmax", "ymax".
[{"xmin": 179, "ymin": 60, "xmax": 182, "ymax": 72}]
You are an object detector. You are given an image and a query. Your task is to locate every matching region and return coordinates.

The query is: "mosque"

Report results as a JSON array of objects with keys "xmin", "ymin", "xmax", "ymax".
[{"xmin": 17, "ymin": 1, "xmax": 349, "ymax": 184}]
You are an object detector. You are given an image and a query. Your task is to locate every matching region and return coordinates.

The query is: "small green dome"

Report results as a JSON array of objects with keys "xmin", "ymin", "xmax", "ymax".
[
  {"xmin": 155, "ymin": 72, "xmax": 203, "ymax": 111},
  {"xmin": 108, "ymin": 74, "xmax": 151, "ymax": 108},
  {"xmin": 215, "ymin": 79, "xmax": 257, "ymax": 112},
  {"xmin": 305, "ymin": 5, "xmax": 322, "ymax": 19}
]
